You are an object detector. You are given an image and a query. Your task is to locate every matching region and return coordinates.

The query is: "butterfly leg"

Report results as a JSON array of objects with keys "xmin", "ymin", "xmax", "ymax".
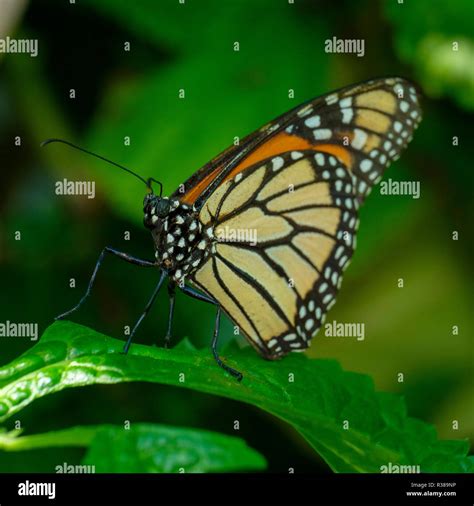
[
  {"xmin": 163, "ymin": 281, "xmax": 176, "ymax": 348},
  {"xmin": 211, "ymin": 306, "xmax": 243, "ymax": 382},
  {"xmin": 179, "ymin": 284, "xmax": 243, "ymax": 381},
  {"xmin": 55, "ymin": 247, "xmax": 156, "ymax": 321},
  {"xmin": 123, "ymin": 270, "xmax": 167, "ymax": 354}
]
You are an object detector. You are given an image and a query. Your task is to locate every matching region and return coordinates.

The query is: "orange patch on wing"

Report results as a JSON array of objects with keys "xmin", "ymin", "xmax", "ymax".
[
  {"xmin": 225, "ymin": 133, "xmax": 314, "ymax": 181},
  {"xmin": 181, "ymin": 133, "xmax": 353, "ymax": 205},
  {"xmin": 181, "ymin": 133, "xmax": 313, "ymax": 205},
  {"xmin": 181, "ymin": 165, "xmax": 221, "ymax": 205},
  {"xmin": 315, "ymin": 144, "xmax": 353, "ymax": 169}
]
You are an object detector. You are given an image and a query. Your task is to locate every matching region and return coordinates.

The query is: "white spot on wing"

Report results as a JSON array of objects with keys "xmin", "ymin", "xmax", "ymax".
[
  {"xmin": 326, "ymin": 93, "xmax": 338, "ymax": 105},
  {"xmin": 351, "ymin": 128, "xmax": 368, "ymax": 150},
  {"xmin": 360, "ymin": 159, "xmax": 373, "ymax": 173},
  {"xmin": 342, "ymin": 108, "xmax": 353, "ymax": 124},
  {"xmin": 313, "ymin": 129, "xmax": 332, "ymax": 140},
  {"xmin": 304, "ymin": 115, "xmax": 321, "ymax": 128},
  {"xmin": 297, "ymin": 105, "xmax": 313, "ymax": 117},
  {"xmin": 315, "ymin": 153, "xmax": 325, "ymax": 166},
  {"xmin": 272, "ymin": 156, "xmax": 285, "ymax": 171},
  {"xmin": 291, "ymin": 151, "xmax": 304, "ymax": 160}
]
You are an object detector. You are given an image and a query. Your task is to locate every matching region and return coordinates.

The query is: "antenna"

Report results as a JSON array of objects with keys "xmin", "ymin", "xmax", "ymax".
[
  {"xmin": 41, "ymin": 138, "xmax": 161, "ymax": 194},
  {"xmin": 146, "ymin": 177, "xmax": 163, "ymax": 197}
]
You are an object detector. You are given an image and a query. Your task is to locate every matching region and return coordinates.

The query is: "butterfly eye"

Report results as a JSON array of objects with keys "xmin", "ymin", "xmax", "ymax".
[{"xmin": 155, "ymin": 198, "xmax": 171, "ymax": 218}]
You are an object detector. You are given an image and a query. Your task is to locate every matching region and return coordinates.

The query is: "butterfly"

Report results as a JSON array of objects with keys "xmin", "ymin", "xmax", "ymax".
[{"xmin": 44, "ymin": 77, "xmax": 422, "ymax": 381}]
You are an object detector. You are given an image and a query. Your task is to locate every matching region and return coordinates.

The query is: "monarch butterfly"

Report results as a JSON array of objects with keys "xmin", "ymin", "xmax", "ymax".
[{"xmin": 43, "ymin": 77, "xmax": 422, "ymax": 381}]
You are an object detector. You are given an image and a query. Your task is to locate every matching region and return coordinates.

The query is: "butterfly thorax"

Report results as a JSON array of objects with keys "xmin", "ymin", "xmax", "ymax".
[{"xmin": 143, "ymin": 194, "xmax": 212, "ymax": 283}]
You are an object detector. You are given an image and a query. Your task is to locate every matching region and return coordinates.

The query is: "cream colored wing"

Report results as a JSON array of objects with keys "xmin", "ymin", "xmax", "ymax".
[
  {"xmin": 189, "ymin": 151, "xmax": 356, "ymax": 358},
  {"xmin": 186, "ymin": 77, "xmax": 421, "ymax": 358}
]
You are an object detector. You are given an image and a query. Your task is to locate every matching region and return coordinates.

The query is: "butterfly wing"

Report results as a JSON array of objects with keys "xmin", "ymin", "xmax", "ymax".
[
  {"xmin": 188, "ymin": 150, "xmax": 358, "ymax": 358},
  {"xmin": 173, "ymin": 77, "xmax": 421, "ymax": 208},
  {"xmin": 179, "ymin": 77, "xmax": 422, "ymax": 358}
]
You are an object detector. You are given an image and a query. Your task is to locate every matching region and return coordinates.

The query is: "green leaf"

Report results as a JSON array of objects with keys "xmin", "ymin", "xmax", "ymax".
[
  {"xmin": 0, "ymin": 423, "xmax": 266, "ymax": 473},
  {"xmin": 83, "ymin": 423, "xmax": 266, "ymax": 473},
  {"xmin": 384, "ymin": 0, "xmax": 474, "ymax": 110},
  {"xmin": 0, "ymin": 321, "xmax": 471, "ymax": 473},
  {"xmin": 0, "ymin": 425, "xmax": 98, "ymax": 451}
]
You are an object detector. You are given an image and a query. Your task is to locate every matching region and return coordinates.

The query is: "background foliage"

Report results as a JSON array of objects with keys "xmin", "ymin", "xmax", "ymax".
[{"xmin": 0, "ymin": 0, "xmax": 472, "ymax": 473}]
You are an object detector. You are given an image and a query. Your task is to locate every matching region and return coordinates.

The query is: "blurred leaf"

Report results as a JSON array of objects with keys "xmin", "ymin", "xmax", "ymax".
[
  {"xmin": 77, "ymin": 0, "xmax": 330, "ymax": 226},
  {"xmin": 0, "ymin": 425, "xmax": 97, "ymax": 450},
  {"xmin": 82, "ymin": 423, "xmax": 266, "ymax": 473},
  {"xmin": 415, "ymin": 35, "xmax": 474, "ymax": 109},
  {"xmin": 0, "ymin": 423, "xmax": 266, "ymax": 473},
  {"xmin": 84, "ymin": 0, "xmax": 321, "ymax": 59},
  {"xmin": 4, "ymin": 45, "xmax": 78, "ymax": 173},
  {"xmin": 83, "ymin": 0, "xmax": 268, "ymax": 54},
  {"xmin": 385, "ymin": 0, "xmax": 474, "ymax": 109},
  {"xmin": 0, "ymin": 321, "xmax": 471, "ymax": 473}
]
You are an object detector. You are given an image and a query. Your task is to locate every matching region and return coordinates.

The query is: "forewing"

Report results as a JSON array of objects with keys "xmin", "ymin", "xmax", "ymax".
[{"xmin": 172, "ymin": 77, "xmax": 422, "ymax": 208}]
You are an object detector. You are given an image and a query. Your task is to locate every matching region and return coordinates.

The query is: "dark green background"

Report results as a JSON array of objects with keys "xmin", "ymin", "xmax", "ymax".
[{"xmin": 0, "ymin": 0, "xmax": 472, "ymax": 472}]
